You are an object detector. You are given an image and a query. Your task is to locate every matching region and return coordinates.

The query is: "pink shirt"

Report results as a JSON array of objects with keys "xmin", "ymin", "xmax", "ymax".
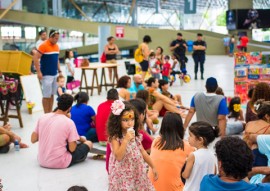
[{"xmin": 34, "ymin": 113, "xmax": 80, "ymax": 169}]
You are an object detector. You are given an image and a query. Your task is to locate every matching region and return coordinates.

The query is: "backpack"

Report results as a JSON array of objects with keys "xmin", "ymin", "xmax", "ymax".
[
  {"xmin": 134, "ymin": 45, "xmax": 144, "ymax": 63},
  {"xmin": 100, "ymin": 52, "xmax": 106, "ymax": 63}
]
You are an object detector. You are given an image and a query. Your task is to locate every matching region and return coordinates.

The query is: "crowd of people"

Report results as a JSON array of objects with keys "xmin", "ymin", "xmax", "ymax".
[{"xmin": 1, "ymin": 29, "xmax": 270, "ymax": 191}]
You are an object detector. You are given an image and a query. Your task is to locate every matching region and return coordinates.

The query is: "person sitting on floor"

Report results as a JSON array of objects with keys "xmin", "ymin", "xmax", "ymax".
[
  {"xmin": 31, "ymin": 94, "xmax": 93, "ymax": 169},
  {"xmin": 128, "ymin": 74, "xmax": 145, "ymax": 98},
  {"xmin": 0, "ymin": 124, "xmax": 28, "ymax": 153},
  {"xmin": 116, "ymin": 75, "xmax": 132, "ymax": 101}
]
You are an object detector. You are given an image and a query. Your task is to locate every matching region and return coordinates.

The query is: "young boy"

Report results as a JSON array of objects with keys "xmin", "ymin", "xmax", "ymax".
[
  {"xmin": 162, "ymin": 55, "xmax": 171, "ymax": 82},
  {"xmin": 56, "ymin": 75, "xmax": 66, "ymax": 101}
]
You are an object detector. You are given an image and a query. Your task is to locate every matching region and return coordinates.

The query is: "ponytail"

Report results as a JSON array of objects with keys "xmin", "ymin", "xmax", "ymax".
[{"xmin": 74, "ymin": 92, "xmax": 89, "ymax": 107}]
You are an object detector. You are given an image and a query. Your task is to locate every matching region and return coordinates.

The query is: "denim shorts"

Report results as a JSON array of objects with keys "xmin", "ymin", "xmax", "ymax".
[{"xmin": 41, "ymin": 75, "xmax": 57, "ymax": 98}]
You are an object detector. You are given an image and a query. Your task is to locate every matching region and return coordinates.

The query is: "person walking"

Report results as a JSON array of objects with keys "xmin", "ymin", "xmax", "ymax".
[{"xmin": 192, "ymin": 33, "xmax": 207, "ymax": 80}]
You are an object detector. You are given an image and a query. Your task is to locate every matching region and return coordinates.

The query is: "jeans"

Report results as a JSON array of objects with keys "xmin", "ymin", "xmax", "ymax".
[
  {"xmin": 192, "ymin": 54, "xmax": 205, "ymax": 74},
  {"xmin": 229, "ymin": 43, "xmax": 234, "ymax": 54},
  {"xmin": 85, "ymin": 128, "xmax": 98, "ymax": 142},
  {"xmin": 176, "ymin": 54, "xmax": 187, "ymax": 74}
]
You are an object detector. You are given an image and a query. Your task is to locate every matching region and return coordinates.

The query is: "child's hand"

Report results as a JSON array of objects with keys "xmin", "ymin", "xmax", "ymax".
[
  {"xmin": 152, "ymin": 168, "xmax": 159, "ymax": 181},
  {"xmin": 124, "ymin": 130, "xmax": 135, "ymax": 142}
]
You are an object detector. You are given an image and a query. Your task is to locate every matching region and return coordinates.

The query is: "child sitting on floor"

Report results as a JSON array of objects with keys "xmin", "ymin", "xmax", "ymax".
[{"xmin": 57, "ymin": 75, "xmax": 66, "ymax": 101}]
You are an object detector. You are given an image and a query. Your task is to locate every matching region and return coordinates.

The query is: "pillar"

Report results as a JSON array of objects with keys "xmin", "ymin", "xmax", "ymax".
[
  {"xmin": 98, "ymin": 26, "xmax": 111, "ymax": 58},
  {"xmin": 131, "ymin": 0, "xmax": 138, "ymax": 27}
]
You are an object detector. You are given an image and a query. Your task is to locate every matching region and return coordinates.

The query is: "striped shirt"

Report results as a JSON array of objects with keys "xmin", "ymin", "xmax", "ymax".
[{"xmin": 38, "ymin": 40, "xmax": 60, "ymax": 76}]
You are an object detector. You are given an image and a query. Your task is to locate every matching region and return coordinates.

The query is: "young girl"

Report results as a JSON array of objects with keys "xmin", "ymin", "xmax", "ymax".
[
  {"xmin": 226, "ymin": 96, "xmax": 245, "ymax": 135},
  {"xmin": 149, "ymin": 52, "xmax": 160, "ymax": 79},
  {"xmin": 57, "ymin": 75, "xmax": 66, "ymax": 101},
  {"xmin": 182, "ymin": 121, "xmax": 219, "ymax": 191},
  {"xmin": 148, "ymin": 112, "xmax": 194, "ymax": 191},
  {"xmin": 107, "ymin": 100, "xmax": 157, "ymax": 190},
  {"xmin": 65, "ymin": 50, "xmax": 75, "ymax": 84}
]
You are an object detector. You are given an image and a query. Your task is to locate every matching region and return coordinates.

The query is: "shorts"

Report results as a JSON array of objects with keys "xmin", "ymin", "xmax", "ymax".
[
  {"xmin": 69, "ymin": 143, "xmax": 90, "ymax": 167},
  {"xmin": 41, "ymin": 75, "xmax": 57, "ymax": 98},
  {"xmin": 139, "ymin": 60, "xmax": 149, "ymax": 72},
  {"xmin": 0, "ymin": 134, "xmax": 7, "ymax": 147},
  {"xmin": 106, "ymin": 59, "xmax": 117, "ymax": 64}
]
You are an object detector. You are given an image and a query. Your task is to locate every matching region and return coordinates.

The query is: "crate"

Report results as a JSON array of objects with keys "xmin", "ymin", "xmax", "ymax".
[{"xmin": 0, "ymin": 51, "xmax": 32, "ymax": 75}]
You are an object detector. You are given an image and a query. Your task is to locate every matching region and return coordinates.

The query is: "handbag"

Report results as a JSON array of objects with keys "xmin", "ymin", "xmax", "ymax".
[
  {"xmin": 100, "ymin": 52, "xmax": 106, "ymax": 63},
  {"xmin": 66, "ymin": 80, "xmax": 81, "ymax": 90}
]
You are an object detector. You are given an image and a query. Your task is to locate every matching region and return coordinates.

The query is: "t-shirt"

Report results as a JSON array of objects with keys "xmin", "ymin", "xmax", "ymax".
[
  {"xmin": 193, "ymin": 40, "xmax": 207, "ymax": 55},
  {"xmin": 200, "ymin": 174, "xmax": 270, "ymax": 191},
  {"xmin": 96, "ymin": 100, "xmax": 113, "ymax": 142},
  {"xmin": 34, "ymin": 113, "xmax": 80, "ymax": 169},
  {"xmin": 241, "ymin": 36, "xmax": 249, "ymax": 47},
  {"xmin": 162, "ymin": 63, "xmax": 171, "ymax": 77},
  {"xmin": 128, "ymin": 82, "xmax": 145, "ymax": 95},
  {"xmin": 148, "ymin": 138, "xmax": 194, "ymax": 191},
  {"xmin": 139, "ymin": 130, "xmax": 152, "ymax": 150},
  {"xmin": 65, "ymin": 58, "xmax": 75, "ymax": 77},
  {"xmin": 223, "ymin": 37, "xmax": 230, "ymax": 46},
  {"xmin": 37, "ymin": 40, "xmax": 60, "ymax": 76},
  {"xmin": 170, "ymin": 39, "xmax": 187, "ymax": 56},
  {"xmin": 36, "ymin": 39, "xmax": 45, "ymax": 49},
  {"xmin": 71, "ymin": 104, "xmax": 96, "ymax": 136}
]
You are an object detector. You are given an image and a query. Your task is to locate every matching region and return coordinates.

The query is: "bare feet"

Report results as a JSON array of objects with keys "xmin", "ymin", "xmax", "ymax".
[{"xmin": 19, "ymin": 142, "xmax": 29, "ymax": 148}]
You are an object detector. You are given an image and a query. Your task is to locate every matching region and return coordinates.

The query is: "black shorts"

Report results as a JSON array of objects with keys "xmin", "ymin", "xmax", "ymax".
[
  {"xmin": 69, "ymin": 144, "xmax": 90, "ymax": 167},
  {"xmin": 139, "ymin": 60, "xmax": 149, "ymax": 72}
]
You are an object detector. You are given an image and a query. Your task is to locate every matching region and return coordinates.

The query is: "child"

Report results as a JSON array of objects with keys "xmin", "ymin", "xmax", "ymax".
[
  {"xmin": 148, "ymin": 112, "xmax": 194, "ymax": 191},
  {"xmin": 107, "ymin": 100, "xmax": 157, "ymax": 190},
  {"xmin": 57, "ymin": 75, "xmax": 66, "ymax": 101},
  {"xmin": 162, "ymin": 55, "xmax": 171, "ymax": 82},
  {"xmin": 170, "ymin": 53, "xmax": 181, "ymax": 86},
  {"xmin": 226, "ymin": 96, "xmax": 245, "ymax": 135},
  {"xmin": 182, "ymin": 121, "xmax": 219, "ymax": 191},
  {"xmin": 149, "ymin": 52, "xmax": 160, "ymax": 79},
  {"xmin": 159, "ymin": 79, "xmax": 183, "ymax": 106},
  {"xmin": 65, "ymin": 50, "xmax": 75, "ymax": 84}
]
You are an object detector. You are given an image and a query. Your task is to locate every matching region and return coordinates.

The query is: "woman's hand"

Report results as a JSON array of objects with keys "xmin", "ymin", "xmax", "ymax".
[{"xmin": 152, "ymin": 167, "xmax": 159, "ymax": 181}]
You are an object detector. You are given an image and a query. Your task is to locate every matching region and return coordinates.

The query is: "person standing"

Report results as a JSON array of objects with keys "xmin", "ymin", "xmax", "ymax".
[
  {"xmin": 229, "ymin": 35, "xmax": 236, "ymax": 56},
  {"xmin": 223, "ymin": 35, "xmax": 230, "ymax": 55},
  {"xmin": 192, "ymin": 33, "xmax": 207, "ymax": 80},
  {"xmin": 104, "ymin": 36, "xmax": 119, "ymax": 82},
  {"xmin": 36, "ymin": 30, "xmax": 47, "ymax": 49},
  {"xmin": 170, "ymin": 33, "xmax": 187, "ymax": 75},
  {"xmin": 240, "ymin": 34, "xmax": 249, "ymax": 52},
  {"xmin": 139, "ymin": 35, "xmax": 152, "ymax": 80},
  {"xmin": 34, "ymin": 29, "xmax": 62, "ymax": 113}
]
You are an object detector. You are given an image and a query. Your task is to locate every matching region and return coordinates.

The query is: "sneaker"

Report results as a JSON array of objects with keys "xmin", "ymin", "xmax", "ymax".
[{"xmin": 195, "ymin": 75, "xmax": 198, "ymax": 80}]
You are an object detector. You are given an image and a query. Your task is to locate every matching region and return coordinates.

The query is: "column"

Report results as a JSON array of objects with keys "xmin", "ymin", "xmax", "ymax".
[
  {"xmin": 131, "ymin": 0, "xmax": 138, "ymax": 27},
  {"xmin": 98, "ymin": 26, "xmax": 111, "ymax": 58}
]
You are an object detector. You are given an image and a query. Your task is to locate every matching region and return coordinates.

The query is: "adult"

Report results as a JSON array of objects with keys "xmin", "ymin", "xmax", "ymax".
[
  {"xmin": 31, "ymin": 94, "xmax": 93, "ymax": 169},
  {"xmin": 146, "ymin": 77, "xmax": 186, "ymax": 116},
  {"xmin": 148, "ymin": 112, "xmax": 194, "ymax": 191},
  {"xmin": 183, "ymin": 77, "xmax": 228, "ymax": 136},
  {"xmin": 96, "ymin": 89, "xmax": 119, "ymax": 143},
  {"xmin": 229, "ymin": 35, "xmax": 235, "ymax": 56},
  {"xmin": 34, "ymin": 29, "xmax": 62, "ymax": 113},
  {"xmin": 223, "ymin": 35, "xmax": 230, "ymax": 55},
  {"xmin": 65, "ymin": 50, "xmax": 75, "ymax": 84},
  {"xmin": 246, "ymin": 82, "xmax": 270, "ymax": 123},
  {"xmin": 36, "ymin": 30, "xmax": 47, "ymax": 49},
  {"xmin": 139, "ymin": 35, "xmax": 152, "ymax": 80},
  {"xmin": 71, "ymin": 92, "xmax": 97, "ymax": 142},
  {"xmin": 116, "ymin": 75, "xmax": 131, "ymax": 101},
  {"xmin": 200, "ymin": 137, "xmax": 270, "ymax": 191},
  {"xmin": 192, "ymin": 33, "xmax": 207, "ymax": 80},
  {"xmin": 0, "ymin": 124, "xmax": 28, "ymax": 153},
  {"xmin": 244, "ymin": 100, "xmax": 270, "ymax": 167},
  {"xmin": 170, "ymin": 33, "xmax": 187, "ymax": 74},
  {"xmin": 104, "ymin": 36, "xmax": 119, "ymax": 82},
  {"xmin": 240, "ymin": 34, "xmax": 249, "ymax": 52},
  {"xmin": 155, "ymin": 46, "xmax": 164, "ymax": 68},
  {"xmin": 128, "ymin": 74, "xmax": 145, "ymax": 98}
]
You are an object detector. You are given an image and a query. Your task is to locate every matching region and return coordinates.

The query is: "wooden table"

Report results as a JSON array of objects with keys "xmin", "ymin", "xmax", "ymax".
[{"xmin": 79, "ymin": 63, "xmax": 119, "ymax": 96}]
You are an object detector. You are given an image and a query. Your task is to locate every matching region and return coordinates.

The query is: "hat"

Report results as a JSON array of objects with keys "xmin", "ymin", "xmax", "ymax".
[{"xmin": 206, "ymin": 77, "xmax": 218, "ymax": 88}]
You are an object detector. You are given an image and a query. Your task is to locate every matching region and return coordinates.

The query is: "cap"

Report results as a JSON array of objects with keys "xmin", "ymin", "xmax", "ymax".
[{"xmin": 206, "ymin": 77, "xmax": 218, "ymax": 88}]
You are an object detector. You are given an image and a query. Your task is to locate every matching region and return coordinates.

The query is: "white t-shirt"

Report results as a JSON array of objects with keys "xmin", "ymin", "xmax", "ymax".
[
  {"xmin": 36, "ymin": 39, "xmax": 45, "ymax": 49},
  {"xmin": 170, "ymin": 59, "xmax": 180, "ymax": 72},
  {"xmin": 65, "ymin": 58, "xmax": 75, "ymax": 77},
  {"xmin": 184, "ymin": 148, "xmax": 217, "ymax": 191}
]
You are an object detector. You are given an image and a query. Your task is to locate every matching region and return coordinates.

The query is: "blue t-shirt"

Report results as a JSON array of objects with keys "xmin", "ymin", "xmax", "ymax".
[
  {"xmin": 200, "ymin": 174, "xmax": 270, "ymax": 191},
  {"xmin": 71, "ymin": 104, "xmax": 96, "ymax": 136},
  {"xmin": 56, "ymin": 87, "xmax": 66, "ymax": 101},
  {"xmin": 128, "ymin": 82, "xmax": 144, "ymax": 98},
  {"xmin": 190, "ymin": 95, "xmax": 228, "ymax": 115}
]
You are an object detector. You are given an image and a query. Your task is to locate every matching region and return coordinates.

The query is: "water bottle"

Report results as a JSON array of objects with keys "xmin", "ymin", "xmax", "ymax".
[{"xmin": 14, "ymin": 140, "xmax": 20, "ymax": 151}]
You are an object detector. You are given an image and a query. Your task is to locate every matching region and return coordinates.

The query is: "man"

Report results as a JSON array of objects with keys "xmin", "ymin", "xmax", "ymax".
[
  {"xmin": 31, "ymin": 94, "xmax": 93, "ymax": 169},
  {"xmin": 0, "ymin": 124, "xmax": 28, "ymax": 153},
  {"xmin": 240, "ymin": 34, "xmax": 249, "ymax": 52},
  {"xmin": 183, "ymin": 77, "xmax": 228, "ymax": 136},
  {"xmin": 34, "ymin": 29, "xmax": 62, "ymax": 113},
  {"xmin": 96, "ymin": 88, "xmax": 119, "ymax": 143},
  {"xmin": 170, "ymin": 33, "xmax": 187, "ymax": 74},
  {"xmin": 128, "ymin": 74, "xmax": 145, "ymax": 98},
  {"xmin": 200, "ymin": 137, "xmax": 270, "ymax": 191},
  {"xmin": 192, "ymin": 33, "xmax": 207, "ymax": 80},
  {"xmin": 36, "ymin": 30, "xmax": 47, "ymax": 49}
]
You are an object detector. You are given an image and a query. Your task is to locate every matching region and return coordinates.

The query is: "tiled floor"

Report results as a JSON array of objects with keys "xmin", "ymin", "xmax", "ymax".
[{"xmin": 0, "ymin": 56, "xmax": 234, "ymax": 191}]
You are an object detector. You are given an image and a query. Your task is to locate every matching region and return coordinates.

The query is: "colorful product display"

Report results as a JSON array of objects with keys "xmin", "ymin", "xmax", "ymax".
[{"xmin": 234, "ymin": 51, "xmax": 270, "ymax": 103}]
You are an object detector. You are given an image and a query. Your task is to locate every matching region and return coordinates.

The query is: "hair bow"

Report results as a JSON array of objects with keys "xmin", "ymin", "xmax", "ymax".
[
  {"xmin": 233, "ymin": 104, "xmax": 241, "ymax": 112},
  {"xmin": 111, "ymin": 100, "xmax": 125, "ymax": 115}
]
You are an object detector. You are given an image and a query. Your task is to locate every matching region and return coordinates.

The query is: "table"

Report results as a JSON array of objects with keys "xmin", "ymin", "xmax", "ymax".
[{"xmin": 79, "ymin": 63, "xmax": 119, "ymax": 96}]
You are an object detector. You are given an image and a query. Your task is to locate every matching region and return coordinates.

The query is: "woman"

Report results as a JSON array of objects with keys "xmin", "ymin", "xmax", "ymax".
[
  {"xmin": 155, "ymin": 46, "xmax": 164, "ymax": 69},
  {"xmin": 104, "ymin": 36, "xmax": 119, "ymax": 82},
  {"xmin": 229, "ymin": 35, "xmax": 235, "ymax": 56},
  {"xmin": 71, "ymin": 92, "xmax": 98, "ymax": 142},
  {"xmin": 148, "ymin": 112, "xmax": 194, "ymax": 191},
  {"xmin": 65, "ymin": 50, "xmax": 75, "ymax": 84},
  {"xmin": 246, "ymin": 82, "xmax": 270, "ymax": 123},
  {"xmin": 139, "ymin": 35, "xmax": 152, "ymax": 80},
  {"xmin": 116, "ymin": 75, "xmax": 131, "ymax": 101},
  {"xmin": 244, "ymin": 100, "xmax": 270, "ymax": 167}
]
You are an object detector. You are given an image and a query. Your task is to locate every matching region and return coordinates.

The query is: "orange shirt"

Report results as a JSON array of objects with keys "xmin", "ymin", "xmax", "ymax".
[{"xmin": 148, "ymin": 138, "xmax": 194, "ymax": 191}]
